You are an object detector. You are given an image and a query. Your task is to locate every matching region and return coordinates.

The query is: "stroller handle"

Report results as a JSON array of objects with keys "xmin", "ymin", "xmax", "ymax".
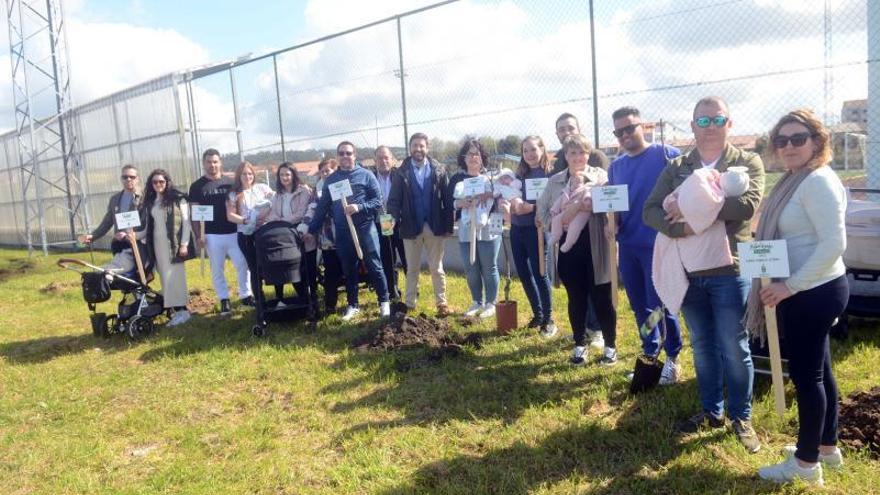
[{"xmin": 57, "ymin": 257, "xmax": 104, "ymax": 272}]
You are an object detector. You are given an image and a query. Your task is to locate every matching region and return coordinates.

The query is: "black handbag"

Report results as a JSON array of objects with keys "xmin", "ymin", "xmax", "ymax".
[
  {"xmin": 81, "ymin": 272, "xmax": 111, "ymax": 304},
  {"xmin": 630, "ymin": 306, "xmax": 667, "ymax": 394}
]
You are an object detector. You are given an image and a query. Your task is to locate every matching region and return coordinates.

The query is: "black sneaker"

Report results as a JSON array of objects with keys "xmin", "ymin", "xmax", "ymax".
[
  {"xmin": 239, "ymin": 296, "xmax": 255, "ymax": 307},
  {"xmin": 732, "ymin": 418, "xmax": 761, "ymax": 453},
  {"xmin": 539, "ymin": 319, "xmax": 558, "ymax": 338},
  {"xmin": 219, "ymin": 299, "xmax": 232, "ymax": 316},
  {"xmin": 677, "ymin": 411, "xmax": 726, "ymax": 434},
  {"xmin": 526, "ymin": 316, "xmax": 542, "ymax": 329}
]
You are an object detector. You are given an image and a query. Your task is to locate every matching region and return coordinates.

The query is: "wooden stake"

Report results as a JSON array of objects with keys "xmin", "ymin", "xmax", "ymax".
[
  {"xmin": 762, "ymin": 277, "xmax": 787, "ymax": 418},
  {"xmin": 127, "ymin": 229, "xmax": 147, "ymax": 285},
  {"xmin": 537, "ymin": 225, "xmax": 545, "ymax": 276},
  {"xmin": 341, "ymin": 197, "xmax": 363, "ymax": 260},
  {"xmin": 608, "ymin": 212, "xmax": 618, "ymax": 307},
  {"xmin": 469, "ymin": 203, "xmax": 477, "ymax": 264},
  {"xmin": 199, "ymin": 222, "xmax": 206, "ymax": 276}
]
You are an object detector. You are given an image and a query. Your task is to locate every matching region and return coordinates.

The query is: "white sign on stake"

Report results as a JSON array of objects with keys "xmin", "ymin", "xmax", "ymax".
[
  {"xmin": 329, "ymin": 179, "xmax": 354, "ymax": 201},
  {"xmin": 191, "ymin": 205, "xmax": 214, "ymax": 222},
  {"xmin": 592, "ymin": 185, "xmax": 629, "ymax": 213},
  {"xmin": 462, "ymin": 177, "xmax": 484, "ymax": 197},
  {"xmin": 115, "ymin": 211, "xmax": 141, "ymax": 230},
  {"xmin": 525, "ymin": 178, "xmax": 549, "ymax": 200},
  {"xmin": 738, "ymin": 240, "xmax": 790, "ymax": 279}
]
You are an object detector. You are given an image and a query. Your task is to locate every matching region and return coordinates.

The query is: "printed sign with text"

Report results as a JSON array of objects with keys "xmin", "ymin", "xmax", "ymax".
[
  {"xmin": 329, "ymin": 180, "xmax": 354, "ymax": 201},
  {"xmin": 115, "ymin": 211, "xmax": 141, "ymax": 230},
  {"xmin": 592, "ymin": 185, "xmax": 629, "ymax": 213},
  {"xmin": 737, "ymin": 240, "xmax": 790, "ymax": 279},
  {"xmin": 191, "ymin": 205, "xmax": 214, "ymax": 222},
  {"xmin": 525, "ymin": 178, "xmax": 549, "ymax": 201},
  {"xmin": 462, "ymin": 177, "xmax": 485, "ymax": 197}
]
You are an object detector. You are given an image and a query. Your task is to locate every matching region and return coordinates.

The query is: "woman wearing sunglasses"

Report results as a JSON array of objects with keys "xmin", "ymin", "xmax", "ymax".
[
  {"xmin": 747, "ymin": 109, "xmax": 848, "ymax": 486},
  {"xmin": 141, "ymin": 169, "xmax": 195, "ymax": 326}
]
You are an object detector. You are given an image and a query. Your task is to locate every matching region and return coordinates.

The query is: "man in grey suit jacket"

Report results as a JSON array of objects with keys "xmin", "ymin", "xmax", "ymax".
[{"xmin": 78, "ymin": 164, "xmax": 144, "ymax": 272}]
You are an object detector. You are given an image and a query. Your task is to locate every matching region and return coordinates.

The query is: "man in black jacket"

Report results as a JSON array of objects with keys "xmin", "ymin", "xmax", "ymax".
[
  {"xmin": 386, "ymin": 133, "xmax": 454, "ymax": 316},
  {"xmin": 78, "ymin": 164, "xmax": 144, "ymax": 272},
  {"xmin": 372, "ymin": 145, "xmax": 407, "ymax": 302}
]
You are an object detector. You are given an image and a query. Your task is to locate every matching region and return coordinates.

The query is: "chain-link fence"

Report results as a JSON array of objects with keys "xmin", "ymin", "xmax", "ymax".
[{"xmin": 0, "ymin": 0, "xmax": 875, "ymax": 249}]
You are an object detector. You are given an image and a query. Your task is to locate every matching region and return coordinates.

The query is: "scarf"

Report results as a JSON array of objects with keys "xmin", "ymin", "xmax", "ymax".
[{"xmin": 743, "ymin": 167, "xmax": 812, "ymax": 344}]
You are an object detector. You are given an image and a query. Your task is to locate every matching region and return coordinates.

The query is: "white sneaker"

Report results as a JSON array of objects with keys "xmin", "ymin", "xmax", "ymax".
[
  {"xmin": 587, "ymin": 329, "xmax": 604, "ymax": 349},
  {"xmin": 658, "ymin": 358, "xmax": 682, "ymax": 385},
  {"xmin": 758, "ymin": 455, "xmax": 823, "ymax": 486},
  {"xmin": 464, "ymin": 302, "xmax": 483, "ymax": 317},
  {"xmin": 570, "ymin": 345, "xmax": 587, "ymax": 366},
  {"xmin": 783, "ymin": 445, "xmax": 843, "ymax": 469},
  {"xmin": 479, "ymin": 303, "xmax": 496, "ymax": 319},
  {"xmin": 173, "ymin": 310, "xmax": 191, "ymax": 326},
  {"xmin": 341, "ymin": 306, "xmax": 360, "ymax": 321},
  {"xmin": 166, "ymin": 312, "xmax": 182, "ymax": 327},
  {"xmin": 380, "ymin": 301, "xmax": 390, "ymax": 317},
  {"xmin": 600, "ymin": 346, "xmax": 617, "ymax": 366}
]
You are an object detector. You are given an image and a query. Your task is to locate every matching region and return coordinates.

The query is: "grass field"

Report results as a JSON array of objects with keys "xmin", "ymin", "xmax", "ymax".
[{"xmin": 1, "ymin": 247, "xmax": 879, "ymax": 494}]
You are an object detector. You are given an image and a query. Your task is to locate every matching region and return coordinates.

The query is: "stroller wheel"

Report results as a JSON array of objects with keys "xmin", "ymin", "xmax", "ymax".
[
  {"xmin": 127, "ymin": 317, "xmax": 154, "ymax": 340},
  {"xmin": 107, "ymin": 315, "xmax": 120, "ymax": 337},
  {"xmin": 252, "ymin": 324, "xmax": 266, "ymax": 338}
]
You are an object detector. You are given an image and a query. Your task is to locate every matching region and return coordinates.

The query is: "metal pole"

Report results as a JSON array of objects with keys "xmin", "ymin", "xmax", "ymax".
[
  {"xmin": 396, "ymin": 17, "xmax": 409, "ymax": 148},
  {"xmin": 186, "ymin": 79, "xmax": 202, "ymax": 176},
  {"xmin": 45, "ymin": 0, "xmax": 75, "ymax": 241},
  {"xmin": 273, "ymin": 54, "xmax": 286, "ymax": 161},
  {"xmin": 171, "ymin": 76, "xmax": 191, "ymax": 183},
  {"xmin": 588, "ymin": 0, "xmax": 600, "ymax": 149},
  {"xmin": 229, "ymin": 67, "xmax": 244, "ymax": 163}
]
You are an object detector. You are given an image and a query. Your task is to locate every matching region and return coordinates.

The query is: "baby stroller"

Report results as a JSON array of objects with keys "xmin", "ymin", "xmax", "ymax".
[
  {"xmin": 251, "ymin": 220, "xmax": 315, "ymax": 337},
  {"xmin": 58, "ymin": 244, "xmax": 164, "ymax": 340}
]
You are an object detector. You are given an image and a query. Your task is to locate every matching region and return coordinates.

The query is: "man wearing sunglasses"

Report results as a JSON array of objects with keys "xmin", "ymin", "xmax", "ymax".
[
  {"xmin": 607, "ymin": 107, "xmax": 684, "ymax": 386},
  {"xmin": 307, "ymin": 141, "xmax": 390, "ymax": 320},
  {"xmin": 78, "ymin": 164, "xmax": 144, "ymax": 272},
  {"xmin": 643, "ymin": 96, "xmax": 765, "ymax": 454}
]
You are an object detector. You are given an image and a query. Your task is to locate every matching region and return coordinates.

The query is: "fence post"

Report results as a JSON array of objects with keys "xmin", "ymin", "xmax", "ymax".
[
  {"xmin": 588, "ymin": 0, "xmax": 600, "ymax": 149},
  {"xmin": 397, "ymin": 16, "xmax": 409, "ymax": 149},
  {"xmin": 273, "ymin": 54, "xmax": 286, "ymax": 162}
]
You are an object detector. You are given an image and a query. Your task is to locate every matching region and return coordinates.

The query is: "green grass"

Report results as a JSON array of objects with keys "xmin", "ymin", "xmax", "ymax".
[
  {"xmin": 764, "ymin": 169, "xmax": 865, "ymax": 194},
  {"xmin": 1, "ymin": 247, "xmax": 878, "ymax": 494}
]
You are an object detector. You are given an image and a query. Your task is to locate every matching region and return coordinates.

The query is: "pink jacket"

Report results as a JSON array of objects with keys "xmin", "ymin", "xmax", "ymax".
[{"xmin": 652, "ymin": 168, "xmax": 733, "ymax": 314}]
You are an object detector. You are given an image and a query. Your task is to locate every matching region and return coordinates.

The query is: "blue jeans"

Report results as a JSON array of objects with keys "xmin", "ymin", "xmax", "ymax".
[
  {"xmin": 619, "ymin": 244, "xmax": 682, "ymax": 358},
  {"xmin": 509, "ymin": 224, "xmax": 552, "ymax": 321},
  {"xmin": 680, "ymin": 274, "xmax": 753, "ymax": 421},
  {"xmin": 458, "ymin": 237, "xmax": 501, "ymax": 305},
  {"xmin": 336, "ymin": 222, "xmax": 389, "ymax": 307}
]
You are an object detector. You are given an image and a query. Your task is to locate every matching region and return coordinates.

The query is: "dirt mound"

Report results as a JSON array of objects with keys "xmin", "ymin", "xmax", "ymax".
[
  {"xmin": 187, "ymin": 288, "xmax": 215, "ymax": 315},
  {"xmin": 0, "ymin": 258, "xmax": 36, "ymax": 282},
  {"xmin": 39, "ymin": 280, "xmax": 77, "ymax": 294},
  {"xmin": 838, "ymin": 386, "xmax": 880, "ymax": 458},
  {"xmin": 354, "ymin": 313, "xmax": 483, "ymax": 364}
]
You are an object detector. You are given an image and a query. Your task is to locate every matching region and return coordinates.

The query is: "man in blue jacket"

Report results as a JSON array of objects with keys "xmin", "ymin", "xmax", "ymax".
[
  {"xmin": 386, "ymin": 133, "xmax": 454, "ymax": 317},
  {"xmin": 608, "ymin": 106, "xmax": 683, "ymax": 385},
  {"xmin": 307, "ymin": 141, "xmax": 390, "ymax": 320}
]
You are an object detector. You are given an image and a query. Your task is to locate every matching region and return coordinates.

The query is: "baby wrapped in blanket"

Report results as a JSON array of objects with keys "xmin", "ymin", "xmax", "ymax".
[{"xmin": 652, "ymin": 166, "xmax": 749, "ymax": 313}]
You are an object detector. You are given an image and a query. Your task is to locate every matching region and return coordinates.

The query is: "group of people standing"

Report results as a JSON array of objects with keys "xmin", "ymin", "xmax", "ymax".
[{"xmin": 82, "ymin": 95, "xmax": 850, "ymax": 487}]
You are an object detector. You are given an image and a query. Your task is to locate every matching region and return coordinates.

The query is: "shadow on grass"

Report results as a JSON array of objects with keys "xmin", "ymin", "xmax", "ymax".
[
  {"xmin": 378, "ymin": 397, "xmax": 768, "ymax": 495},
  {"xmin": 0, "ymin": 331, "xmax": 132, "ymax": 364}
]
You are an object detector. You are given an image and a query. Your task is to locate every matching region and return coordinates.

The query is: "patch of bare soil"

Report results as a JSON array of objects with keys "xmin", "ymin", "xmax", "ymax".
[
  {"xmin": 0, "ymin": 258, "xmax": 36, "ymax": 282},
  {"xmin": 838, "ymin": 386, "xmax": 880, "ymax": 458},
  {"xmin": 39, "ymin": 280, "xmax": 77, "ymax": 294},
  {"xmin": 354, "ymin": 313, "xmax": 483, "ymax": 370},
  {"xmin": 187, "ymin": 288, "xmax": 215, "ymax": 315}
]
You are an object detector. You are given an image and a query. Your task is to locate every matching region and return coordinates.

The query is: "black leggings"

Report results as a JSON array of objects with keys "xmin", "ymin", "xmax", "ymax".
[
  {"xmin": 321, "ymin": 249, "xmax": 343, "ymax": 312},
  {"xmin": 777, "ymin": 275, "xmax": 848, "ymax": 463},
  {"xmin": 556, "ymin": 230, "xmax": 616, "ymax": 348}
]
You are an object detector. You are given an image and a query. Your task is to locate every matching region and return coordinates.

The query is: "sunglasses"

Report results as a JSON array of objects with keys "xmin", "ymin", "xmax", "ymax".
[
  {"xmin": 337, "ymin": 151, "xmax": 354, "ymax": 156},
  {"xmin": 121, "ymin": 175, "xmax": 137, "ymax": 180},
  {"xmin": 772, "ymin": 132, "xmax": 812, "ymax": 149},
  {"xmin": 152, "ymin": 179, "xmax": 167, "ymax": 185},
  {"xmin": 612, "ymin": 123, "xmax": 640, "ymax": 138},
  {"xmin": 694, "ymin": 115, "xmax": 729, "ymax": 128}
]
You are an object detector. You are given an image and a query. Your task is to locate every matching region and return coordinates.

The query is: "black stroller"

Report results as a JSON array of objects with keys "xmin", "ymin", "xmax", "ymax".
[
  {"xmin": 58, "ymin": 244, "xmax": 164, "ymax": 340},
  {"xmin": 251, "ymin": 221, "xmax": 316, "ymax": 337}
]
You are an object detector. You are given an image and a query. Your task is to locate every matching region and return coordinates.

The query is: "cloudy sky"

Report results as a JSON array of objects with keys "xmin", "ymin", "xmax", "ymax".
[{"xmin": 0, "ymin": 0, "xmax": 869, "ymax": 155}]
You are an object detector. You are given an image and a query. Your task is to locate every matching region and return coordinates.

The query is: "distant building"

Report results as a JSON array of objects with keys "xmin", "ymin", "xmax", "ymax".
[{"xmin": 842, "ymin": 99, "xmax": 867, "ymax": 125}]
